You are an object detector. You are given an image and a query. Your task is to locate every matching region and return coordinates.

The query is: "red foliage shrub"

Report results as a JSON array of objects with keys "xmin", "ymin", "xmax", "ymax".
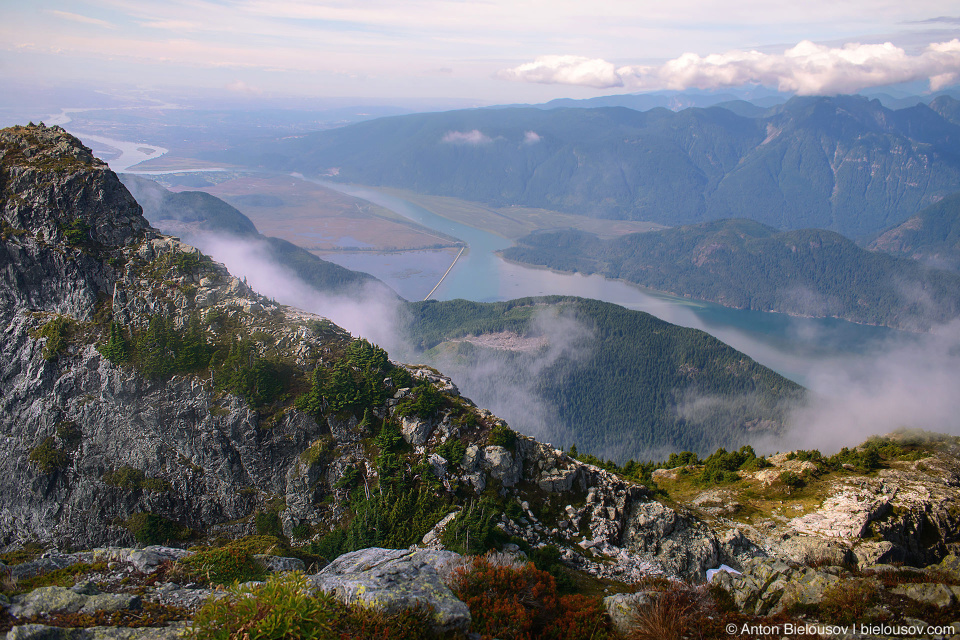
[{"xmin": 451, "ymin": 555, "xmax": 608, "ymax": 640}]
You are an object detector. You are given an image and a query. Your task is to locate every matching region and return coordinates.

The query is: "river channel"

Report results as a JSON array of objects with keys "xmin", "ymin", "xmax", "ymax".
[
  {"xmin": 80, "ymin": 127, "xmax": 905, "ymax": 387},
  {"xmin": 313, "ymin": 182, "xmax": 905, "ymax": 386}
]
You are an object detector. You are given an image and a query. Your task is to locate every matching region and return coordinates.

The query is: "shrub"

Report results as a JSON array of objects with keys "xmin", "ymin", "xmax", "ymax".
[
  {"xmin": 528, "ymin": 544, "xmax": 576, "ymax": 593},
  {"xmin": 788, "ymin": 580, "xmax": 881, "ymax": 625},
  {"xmin": 98, "ymin": 321, "xmax": 131, "ymax": 364},
  {"xmin": 665, "ymin": 451, "xmax": 701, "ymax": 468},
  {"xmin": 291, "ymin": 523, "xmax": 312, "ymax": 541},
  {"xmin": 104, "ymin": 466, "xmax": 145, "ymax": 489},
  {"xmin": 441, "ymin": 499, "xmax": 500, "ymax": 555},
  {"xmin": 28, "ymin": 437, "xmax": 71, "ymax": 473},
  {"xmin": 37, "ymin": 315, "xmax": 75, "ymax": 361},
  {"xmin": 488, "ymin": 423, "xmax": 517, "ymax": 450},
  {"xmin": 103, "ymin": 466, "xmax": 172, "ymax": 493},
  {"xmin": 451, "ymin": 555, "xmax": 609, "ymax": 640},
  {"xmin": 61, "ymin": 218, "xmax": 90, "ymax": 245},
  {"xmin": 697, "ymin": 445, "xmax": 761, "ymax": 486},
  {"xmin": 125, "ymin": 512, "xmax": 190, "ymax": 546},
  {"xmin": 394, "ymin": 382, "xmax": 444, "ymax": 419},
  {"xmin": 436, "ymin": 438, "xmax": 467, "ymax": 466},
  {"xmin": 628, "ymin": 586, "xmax": 700, "ymax": 640},
  {"xmin": 187, "ymin": 572, "xmax": 333, "ymax": 639},
  {"xmin": 175, "ymin": 545, "xmax": 267, "ymax": 586},
  {"xmin": 255, "ymin": 511, "xmax": 283, "ymax": 538},
  {"xmin": 779, "ymin": 470, "xmax": 805, "ymax": 489}
]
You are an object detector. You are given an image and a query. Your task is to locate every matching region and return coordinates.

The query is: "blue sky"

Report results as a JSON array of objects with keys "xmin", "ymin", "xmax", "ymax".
[{"xmin": 2, "ymin": 0, "xmax": 959, "ymax": 103}]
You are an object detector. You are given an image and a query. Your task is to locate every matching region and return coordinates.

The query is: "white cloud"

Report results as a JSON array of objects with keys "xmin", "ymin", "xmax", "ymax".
[
  {"xmin": 442, "ymin": 129, "xmax": 491, "ymax": 144},
  {"xmin": 524, "ymin": 130, "xmax": 541, "ymax": 144},
  {"xmin": 501, "ymin": 40, "xmax": 960, "ymax": 95},
  {"xmin": 498, "ymin": 55, "xmax": 623, "ymax": 89}
]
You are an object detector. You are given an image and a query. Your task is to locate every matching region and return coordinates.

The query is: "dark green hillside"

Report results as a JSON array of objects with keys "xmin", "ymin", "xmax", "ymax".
[
  {"xmin": 501, "ymin": 220, "xmax": 960, "ymax": 330},
  {"xmin": 119, "ymin": 174, "xmax": 394, "ymax": 298},
  {"xmin": 120, "ymin": 174, "xmax": 258, "ymax": 235},
  {"xmin": 403, "ymin": 296, "xmax": 802, "ymax": 460},
  {"xmin": 870, "ymin": 191, "xmax": 960, "ymax": 271},
  {"xmin": 213, "ymin": 95, "xmax": 960, "ymax": 238}
]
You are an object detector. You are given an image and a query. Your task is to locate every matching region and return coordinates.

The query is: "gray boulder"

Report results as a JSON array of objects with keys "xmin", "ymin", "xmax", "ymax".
[
  {"xmin": 400, "ymin": 416, "xmax": 433, "ymax": 446},
  {"xmin": 253, "ymin": 554, "xmax": 306, "ymax": 573},
  {"xmin": 603, "ymin": 592, "xmax": 653, "ymax": 636},
  {"xmin": 308, "ymin": 547, "xmax": 470, "ymax": 633},
  {"xmin": 481, "ymin": 446, "xmax": 521, "ymax": 487},
  {"xmin": 8, "ymin": 585, "xmax": 141, "ymax": 618},
  {"xmin": 890, "ymin": 583, "xmax": 960, "ymax": 608},
  {"xmin": 711, "ymin": 557, "xmax": 843, "ymax": 615},
  {"xmin": 76, "ymin": 547, "xmax": 193, "ymax": 574}
]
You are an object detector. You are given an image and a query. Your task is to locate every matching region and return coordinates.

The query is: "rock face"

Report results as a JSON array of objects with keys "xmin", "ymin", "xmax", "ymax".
[
  {"xmin": 308, "ymin": 547, "xmax": 470, "ymax": 633},
  {"xmin": 0, "ymin": 126, "xmax": 337, "ymax": 549}
]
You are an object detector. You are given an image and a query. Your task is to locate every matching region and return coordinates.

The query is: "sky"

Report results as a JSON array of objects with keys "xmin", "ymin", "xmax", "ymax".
[{"xmin": 1, "ymin": 0, "xmax": 960, "ymax": 105}]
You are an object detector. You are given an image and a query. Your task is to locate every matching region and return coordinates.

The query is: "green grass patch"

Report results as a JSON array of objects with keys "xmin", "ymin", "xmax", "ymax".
[
  {"xmin": 7, "ymin": 562, "xmax": 109, "ymax": 596},
  {"xmin": 186, "ymin": 571, "xmax": 438, "ymax": 640}
]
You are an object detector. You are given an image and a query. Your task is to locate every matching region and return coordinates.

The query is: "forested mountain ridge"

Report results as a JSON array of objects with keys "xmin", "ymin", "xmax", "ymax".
[
  {"xmin": 501, "ymin": 220, "xmax": 960, "ymax": 331},
  {"xmin": 869, "ymin": 190, "xmax": 960, "ymax": 271},
  {"xmin": 403, "ymin": 296, "xmax": 802, "ymax": 460},
  {"xmin": 212, "ymin": 95, "xmax": 960, "ymax": 238}
]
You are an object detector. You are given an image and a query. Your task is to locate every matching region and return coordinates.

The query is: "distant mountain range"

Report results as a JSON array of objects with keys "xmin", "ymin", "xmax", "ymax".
[
  {"xmin": 501, "ymin": 219, "xmax": 960, "ymax": 331},
  {"xmin": 210, "ymin": 95, "xmax": 960, "ymax": 239}
]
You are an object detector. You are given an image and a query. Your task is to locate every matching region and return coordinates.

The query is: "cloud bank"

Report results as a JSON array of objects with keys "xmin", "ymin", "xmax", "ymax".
[
  {"xmin": 498, "ymin": 55, "xmax": 624, "ymax": 89},
  {"xmin": 770, "ymin": 319, "xmax": 960, "ymax": 454},
  {"xmin": 501, "ymin": 40, "xmax": 960, "ymax": 95},
  {"xmin": 442, "ymin": 130, "xmax": 492, "ymax": 144}
]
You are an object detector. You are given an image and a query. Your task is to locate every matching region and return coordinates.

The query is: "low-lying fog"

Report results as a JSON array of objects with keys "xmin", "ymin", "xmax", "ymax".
[{"xmin": 176, "ymin": 230, "xmax": 960, "ymax": 461}]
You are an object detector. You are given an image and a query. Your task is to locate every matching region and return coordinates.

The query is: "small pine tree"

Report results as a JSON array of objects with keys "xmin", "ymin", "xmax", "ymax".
[{"xmin": 100, "ymin": 321, "xmax": 130, "ymax": 364}]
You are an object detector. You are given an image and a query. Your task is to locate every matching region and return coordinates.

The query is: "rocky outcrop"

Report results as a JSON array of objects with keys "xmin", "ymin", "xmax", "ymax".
[
  {"xmin": 711, "ymin": 557, "xmax": 843, "ymax": 615},
  {"xmin": 714, "ymin": 553, "xmax": 960, "ymax": 621},
  {"xmin": 308, "ymin": 547, "xmax": 470, "ymax": 633}
]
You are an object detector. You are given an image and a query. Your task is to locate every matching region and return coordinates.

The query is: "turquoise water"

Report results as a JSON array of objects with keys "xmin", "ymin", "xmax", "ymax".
[{"xmin": 310, "ymin": 180, "xmax": 907, "ymax": 385}]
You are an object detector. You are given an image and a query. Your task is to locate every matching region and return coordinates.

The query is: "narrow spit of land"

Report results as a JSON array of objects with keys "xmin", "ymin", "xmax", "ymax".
[{"xmin": 424, "ymin": 245, "xmax": 466, "ymax": 300}]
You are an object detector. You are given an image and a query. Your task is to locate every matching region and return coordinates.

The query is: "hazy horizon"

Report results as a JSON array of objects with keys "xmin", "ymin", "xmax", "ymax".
[{"xmin": 2, "ymin": 1, "xmax": 959, "ymax": 107}]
